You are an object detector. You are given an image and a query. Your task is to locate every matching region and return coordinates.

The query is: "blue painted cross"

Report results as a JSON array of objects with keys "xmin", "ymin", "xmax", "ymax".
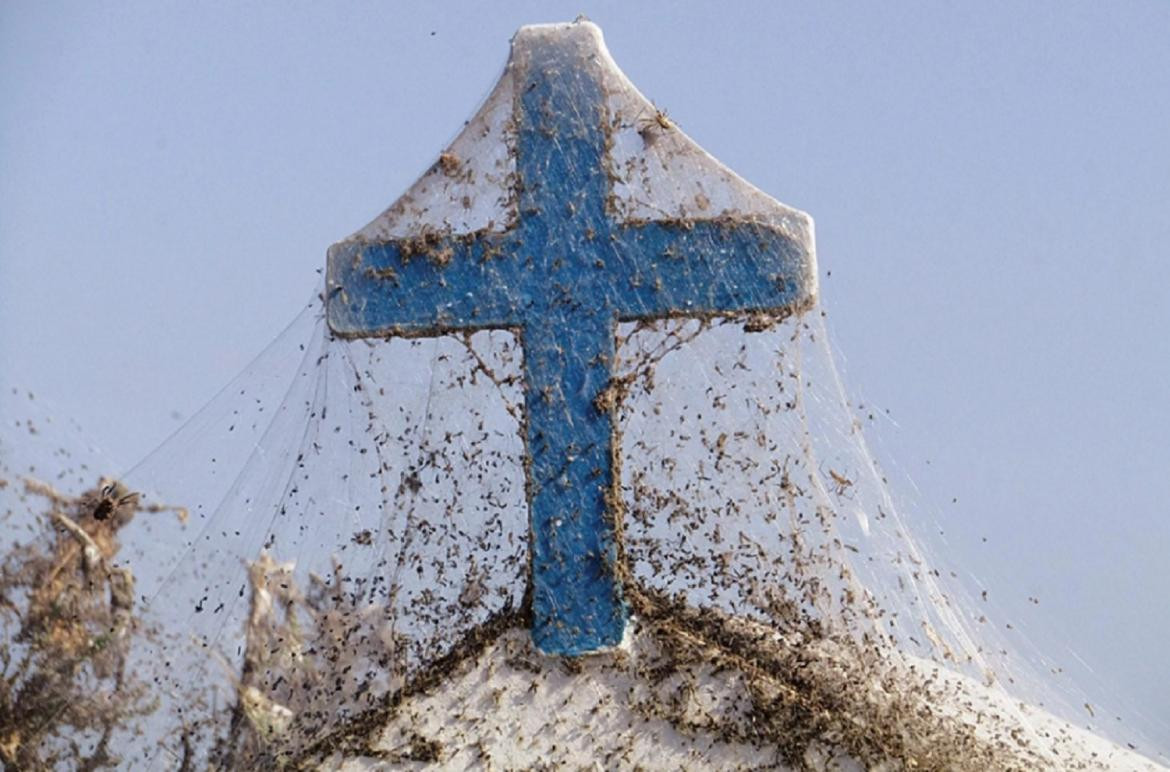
[{"xmin": 326, "ymin": 23, "xmax": 815, "ymax": 655}]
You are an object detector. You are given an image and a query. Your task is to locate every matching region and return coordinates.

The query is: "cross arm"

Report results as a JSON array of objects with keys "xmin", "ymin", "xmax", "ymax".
[
  {"xmin": 606, "ymin": 219, "xmax": 817, "ymax": 323},
  {"xmin": 326, "ymin": 237, "xmax": 527, "ymax": 337}
]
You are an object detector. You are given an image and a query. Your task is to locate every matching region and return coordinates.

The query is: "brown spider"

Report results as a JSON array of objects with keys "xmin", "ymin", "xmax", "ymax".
[
  {"xmin": 92, "ymin": 480, "xmax": 138, "ymax": 521},
  {"xmin": 828, "ymin": 469, "xmax": 854, "ymax": 497},
  {"xmin": 636, "ymin": 107, "xmax": 674, "ymax": 147}
]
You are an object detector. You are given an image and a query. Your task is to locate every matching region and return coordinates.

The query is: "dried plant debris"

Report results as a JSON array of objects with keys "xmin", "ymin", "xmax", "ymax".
[
  {"xmin": 207, "ymin": 552, "xmax": 420, "ymax": 768},
  {"xmin": 0, "ymin": 478, "xmax": 166, "ymax": 769}
]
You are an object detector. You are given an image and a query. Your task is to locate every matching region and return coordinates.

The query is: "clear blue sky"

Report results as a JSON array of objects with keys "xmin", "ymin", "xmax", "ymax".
[{"xmin": 3, "ymin": 1, "xmax": 1168, "ymax": 748}]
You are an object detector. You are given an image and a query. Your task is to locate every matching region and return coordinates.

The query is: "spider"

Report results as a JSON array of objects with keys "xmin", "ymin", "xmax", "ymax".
[
  {"xmin": 92, "ymin": 480, "xmax": 138, "ymax": 521},
  {"xmin": 828, "ymin": 469, "xmax": 854, "ymax": 497},
  {"xmin": 636, "ymin": 107, "xmax": 674, "ymax": 147},
  {"xmin": 437, "ymin": 151, "xmax": 461, "ymax": 176}
]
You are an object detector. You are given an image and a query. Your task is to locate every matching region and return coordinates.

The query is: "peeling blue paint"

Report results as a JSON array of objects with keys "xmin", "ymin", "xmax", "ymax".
[{"xmin": 327, "ymin": 27, "xmax": 814, "ymax": 655}]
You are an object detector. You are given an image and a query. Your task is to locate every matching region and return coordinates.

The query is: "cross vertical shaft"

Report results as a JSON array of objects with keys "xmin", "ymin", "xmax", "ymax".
[{"xmin": 515, "ymin": 33, "xmax": 627, "ymax": 653}]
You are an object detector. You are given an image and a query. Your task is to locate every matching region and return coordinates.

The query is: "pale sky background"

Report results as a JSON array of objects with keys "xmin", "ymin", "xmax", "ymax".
[{"xmin": 3, "ymin": 1, "xmax": 1169, "ymax": 749}]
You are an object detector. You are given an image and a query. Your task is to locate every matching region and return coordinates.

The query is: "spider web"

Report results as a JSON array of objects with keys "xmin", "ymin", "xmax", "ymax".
[
  {"xmin": 2, "ymin": 19, "xmax": 1167, "ymax": 771},
  {"xmin": 1, "ymin": 291, "xmax": 1166, "ymax": 769}
]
